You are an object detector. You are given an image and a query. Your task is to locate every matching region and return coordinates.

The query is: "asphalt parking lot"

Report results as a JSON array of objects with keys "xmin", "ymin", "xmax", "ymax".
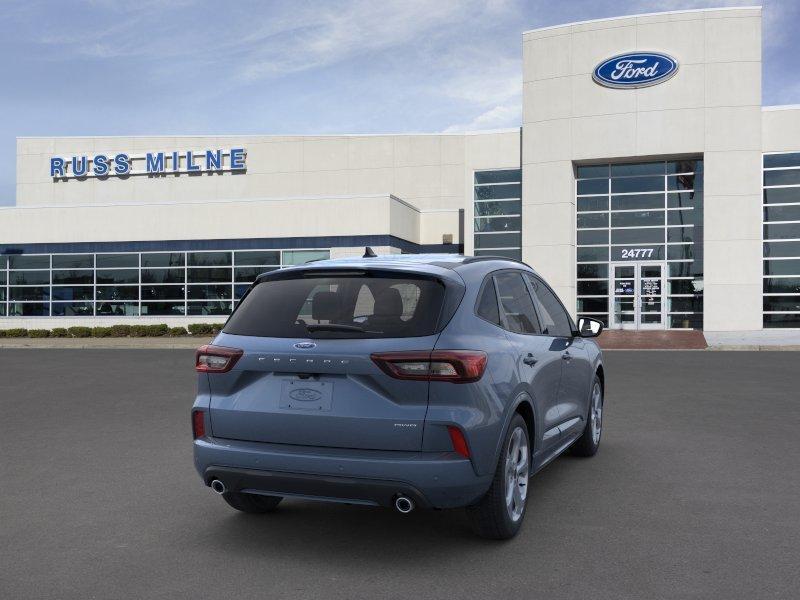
[{"xmin": 1, "ymin": 350, "xmax": 799, "ymax": 599}]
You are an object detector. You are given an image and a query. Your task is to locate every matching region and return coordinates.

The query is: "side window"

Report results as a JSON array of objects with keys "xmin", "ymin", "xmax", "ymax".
[
  {"xmin": 526, "ymin": 274, "xmax": 573, "ymax": 337},
  {"xmin": 493, "ymin": 271, "xmax": 541, "ymax": 335},
  {"xmin": 476, "ymin": 276, "xmax": 500, "ymax": 326}
]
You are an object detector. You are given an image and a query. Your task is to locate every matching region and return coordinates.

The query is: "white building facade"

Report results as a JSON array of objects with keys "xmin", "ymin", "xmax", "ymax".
[{"xmin": 2, "ymin": 6, "xmax": 799, "ymax": 333}]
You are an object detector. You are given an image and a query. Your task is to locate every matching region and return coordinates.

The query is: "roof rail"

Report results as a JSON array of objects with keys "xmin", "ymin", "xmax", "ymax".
[{"xmin": 461, "ymin": 255, "xmax": 532, "ymax": 268}]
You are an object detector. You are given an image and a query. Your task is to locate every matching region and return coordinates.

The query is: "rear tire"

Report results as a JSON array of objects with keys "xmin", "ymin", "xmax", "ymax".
[
  {"xmin": 570, "ymin": 375, "xmax": 603, "ymax": 457},
  {"xmin": 466, "ymin": 414, "xmax": 530, "ymax": 540},
  {"xmin": 221, "ymin": 491, "xmax": 283, "ymax": 514}
]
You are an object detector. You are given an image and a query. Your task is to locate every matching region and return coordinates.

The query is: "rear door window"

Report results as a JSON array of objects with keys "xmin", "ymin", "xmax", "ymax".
[
  {"xmin": 476, "ymin": 276, "xmax": 500, "ymax": 326},
  {"xmin": 526, "ymin": 274, "xmax": 574, "ymax": 337},
  {"xmin": 224, "ymin": 273, "xmax": 445, "ymax": 338},
  {"xmin": 493, "ymin": 271, "xmax": 541, "ymax": 335}
]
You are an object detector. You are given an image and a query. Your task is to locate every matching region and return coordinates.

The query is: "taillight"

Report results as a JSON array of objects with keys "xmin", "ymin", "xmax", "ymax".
[
  {"xmin": 192, "ymin": 410, "xmax": 206, "ymax": 439},
  {"xmin": 447, "ymin": 425, "xmax": 470, "ymax": 458},
  {"xmin": 370, "ymin": 350, "xmax": 487, "ymax": 383},
  {"xmin": 195, "ymin": 345, "xmax": 243, "ymax": 373}
]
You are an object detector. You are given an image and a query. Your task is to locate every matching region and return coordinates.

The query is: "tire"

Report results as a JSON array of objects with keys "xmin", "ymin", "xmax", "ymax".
[
  {"xmin": 570, "ymin": 375, "xmax": 603, "ymax": 457},
  {"xmin": 221, "ymin": 491, "xmax": 283, "ymax": 514},
  {"xmin": 467, "ymin": 414, "xmax": 530, "ymax": 540}
]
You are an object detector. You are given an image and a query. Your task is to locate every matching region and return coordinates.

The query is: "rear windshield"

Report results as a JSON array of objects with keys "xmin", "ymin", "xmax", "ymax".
[{"xmin": 224, "ymin": 273, "xmax": 446, "ymax": 338}]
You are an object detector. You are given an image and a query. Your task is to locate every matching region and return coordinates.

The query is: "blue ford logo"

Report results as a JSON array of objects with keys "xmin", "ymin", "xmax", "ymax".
[
  {"xmin": 593, "ymin": 52, "xmax": 678, "ymax": 89},
  {"xmin": 289, "ymin": 388, "xmax": 323, "ymax": 402},
  {"xmin": 293, "ymin": 342, "xmax": 316, "ymax": 349}
]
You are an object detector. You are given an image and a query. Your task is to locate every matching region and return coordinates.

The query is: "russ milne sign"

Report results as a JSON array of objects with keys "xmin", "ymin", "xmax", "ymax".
[
  {"xmin": 593, "ymin": 52, "xmax": 678, "ymax": 89},
  {"xmin": 50, "ymin": 148, "xmax": 246, "ymax": 179}
]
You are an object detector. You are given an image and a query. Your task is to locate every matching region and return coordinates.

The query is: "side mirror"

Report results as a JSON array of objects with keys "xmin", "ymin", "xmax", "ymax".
[{"xmin": 577, "ymin": 317, "xmax": 604, "ymax": 338}]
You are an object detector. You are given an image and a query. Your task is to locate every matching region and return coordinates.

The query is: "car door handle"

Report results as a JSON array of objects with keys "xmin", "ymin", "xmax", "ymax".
[
  {"xmin": 522, "ymin": 353, "xmax": 538, "ymax": 366},
  {"xmin": 561, "ymin": 351, "xmax": 572, "ymax": 361}
]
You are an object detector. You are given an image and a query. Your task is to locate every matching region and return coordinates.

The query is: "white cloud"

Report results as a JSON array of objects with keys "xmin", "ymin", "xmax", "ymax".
[{"xmin": 443, "ymin": 103, "xmax": 521, "ymax": 132}]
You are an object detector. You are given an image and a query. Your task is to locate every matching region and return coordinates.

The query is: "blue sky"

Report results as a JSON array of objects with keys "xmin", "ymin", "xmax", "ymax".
[{"xmin": 1, "ymin": 0, "xmax": 798, "ymax": 206}]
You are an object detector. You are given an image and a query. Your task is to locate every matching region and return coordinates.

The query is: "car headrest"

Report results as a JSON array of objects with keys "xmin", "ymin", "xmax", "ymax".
[
  {"xmin": 311, "ymin": 291, "xmax": 341, "ymax": 321},
  {"xmin": 372, "ymin": 288, "xmax": 404, "ymax": 318}
]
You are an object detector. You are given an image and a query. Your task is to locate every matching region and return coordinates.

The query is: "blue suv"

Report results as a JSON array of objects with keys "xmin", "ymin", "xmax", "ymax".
[{"xmin": 192, "ymin": 253, "xmax": 604, "ymax": 539}]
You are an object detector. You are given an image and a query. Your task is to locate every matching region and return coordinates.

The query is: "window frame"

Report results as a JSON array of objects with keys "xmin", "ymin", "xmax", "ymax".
[{"xmin": 524, "ymin": 273, "xmax": 577, "ymax": 338}]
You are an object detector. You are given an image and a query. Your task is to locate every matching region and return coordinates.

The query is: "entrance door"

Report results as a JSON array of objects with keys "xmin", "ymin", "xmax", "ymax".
[{"xmin": 609, "ymin": 262, "xmax": 666, "ymax": 330}]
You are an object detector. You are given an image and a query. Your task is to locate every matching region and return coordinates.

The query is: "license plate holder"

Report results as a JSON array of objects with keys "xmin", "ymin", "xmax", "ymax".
[{"xmin": 279, "ymin": 380, "xmax": 333, "ymax": 411}]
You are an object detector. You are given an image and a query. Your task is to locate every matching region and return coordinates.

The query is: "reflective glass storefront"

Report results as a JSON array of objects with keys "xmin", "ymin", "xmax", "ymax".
[
  {"xmin": 763, "ymin": 152, "xmax": 800, "ymax": 328},
  {"xmin": 0, "ymin": 248, "xmax": 329, "ymax": 317},
  {"xmin": 575, "ymin": 159, "xmax": 704, "ymax": 329},
  {"xmin": 474, "ymin": 169, "xmax": 522, "ymax": 260}
]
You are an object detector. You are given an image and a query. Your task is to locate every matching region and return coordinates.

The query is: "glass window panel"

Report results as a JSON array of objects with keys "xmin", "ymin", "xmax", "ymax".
[
  {"xmin": 610, "ymin": 162, "xmax": 664, "ymax": 176},
  {"xmin": 764, "ymin": 241, "xmax": 800, "ymax": 258},
  {"xmin": 8, "ymin": 302, "xmax": 49, "ymax": 316},
  {"xmin": 141, "ymin": 252, "xmax": 185, "ymax": 267},
  {"xmin": 667, "ymin": 191, "xmax": 702, "ymax": 209},
  {"xmin": 187, "ymin": 284, "xmax": 232, "ymax": 300},
  {"xmin": 493, "ymin": 272, "xmax": 541, "ymax": 335},
  {"xmin": 576, "ymin": 165, "xmax": 608, "ymax": 179},
  {"xmin": 474, "ymin": 216, "xmax": 521, "ymax": 232},
  {"xmin": 476, "ymin": 277, "xmax": 500, "ymax": 326},
  {"xmin": 474, "ymin": 170, "xmax": 521, "ymax": 184},
  {"xmin": 610, "ymin": 194, "xmax": 664, "ymax": 210},
  {"xmin": 611, "ymin": 228, "xmax": 665, "ymax": 244},
  {"xmin": 763, "ymin": 278, "xmax": 800, "ymax": 294},
  {"xmin": 669, "ymin": 297, "xmax": 703, "ymax": 312},
  {"xmin": 96, "ymin": 254, "xmax": 138, "ymax": 268},
  {"xmin": 9, "ymin": 255, "xmax": 49, "ymax": 269},
  {"xmin": 0, "ymin": 271, "xmax": 5, "ymax": 285},
  {"xmin": 764, "ymin": 205, "xmax": 800, "ymax": 222},
  {"xmin": 763, "ymin": 296, "xmax": 800, "ymax": 312},
  {"xmin": 576, "ymin": 179, "xmax": 607, "ymax": 195},
  {"xmin": 474, "ymin": 233, "xmax": 521, "ymax": 249},
  {"xmin": 669, "ymin": 314, "xmax": 703, "ymax": 329},
  {"xmin": 52, "ymin": 286, "xmax": 93, "ymax": 301},
  {"xmin": 0, "ymin": 289, "xmax": 5, "ymax": 301},
  {"xmin": 0, "ymin": 255, "xmax": 6, "ymax": 269},
  {"xmin": 668, "ymin": 227, "xmax": 695, "ymax": 244},
  {"xmin": 52, "ymin": 254, "xmax": 93, "ymax": 269},
  {"xmin": 9, "ymin": 271, "xmax": 50, "ymax": 285},
  {"xmin": 141, "ymin": 285, "xmax": 185, "ymax": 300},
  {"xmin": 96, "ymin": 286, "xmax": 138, "ymax": 301},
  {"xmin": 577, "ymin": 247, "xmax": 609, "ymax": 262},
  {"xmin": 234, "ymin": 284, "xmax": 250, "ymax": 299},
  {"xmin": 577, "ymin": 230, "xmax": 608, "ymax": 245},
  {"xmin": 10, "ymin": 287, "xmax": 50, "ymax": 301},
  {"xmin": 187, "ymin": 301, "xmax": 232, "ymax": 316},
  {"xmin": 668, "ymin": 262, "xmax": 696, "ymax": 277},
  {"xmin": 764, "ymin": 169, "xmax": 800, "ymax": 187},
  {"xmin": 667, "ymin": 209, "xmax": 699, "ymax": 225},
  {"xmin": 474, "ymin": 183, "xmax": 522, "ymax": 200},
  {"xmin": 141, "ymin": 268, "xmax": 185, "ymax": 284},
  {"xmin": 474, "ymin": 200, "xmax": 521, "ymax": 217},
  {"xmin": 577, "ymin": 298, "xmax": 608, "ymax": 312},
  {"xmin": 187, "ymin": 251, "xmax": 232, "ymax": 266},
  {"xmin": 577, "ymin": 281, "xmax": 608, "ymax": 296},
  {"xmin": 527, "ymin": 275, "xmax": 573, "ymax": 337},
  {"xmin": 577, "ymin": 197, "xmax": 608, "ymax": 212},
  {"xmin": 187, "ymin": 267, "xmax": 231, "ymax": 283},
  {"xmin": 764, "ymin": 314, "xmax": 800, "ymax": 328},
  {"xmin": 764, "ymin": 153, "xmax": 800, "ymax": 168},
  {"xmin": 668, "ymin": 279, "xmax": 703, "ymax": 295},
  {"xmin": 473, "ymin": 249, "xmax": 522, "ymax": 260},
  {"xmin": 667, "ymin": 160, "xmax": 702, "ymax": 174},
  {"xmin": 577, "ymin": 212, "xmax": 608, "ymax": 229},
  {"xmin": 0, "ymin": 304, "xmax": 5, "ymax": 316},
  {"xmin": 764, "ymin": 259, "xmax": 800, "ymax": 276},
  {"xmin": 611, "ymin": 246, "xmax": 665, "ymax": 261},
  {"xmin": 764, "ymin": 223, "xmax": 800, "ymax": 240},
  {"xmin": 96, "ymin": 302, "xmax": 138, "ymax": 316},
  {"xmin": 282, "ymin": 250, "xmax": 330, "ymax": 266},
  {"xmin": 667, "ymin": 245, "xmax": 694, "ymax": 260},
  {"xmin": 667, "ymin": 174, "xmax": 700, "ymax": 191},
  {"xmin": 140, "ymin": 302, "xmax": 186, "ymax": 316},
  {"xmin": 52, "ymin": 302, "xmax": 94, "ymax": 316},
  {"xmin": 52, "ymin": 270, "xmax": 93, "ymax": 284},
  {"xmin": 234, "ymin": 250, "xmax": 280, "ymax": 266},
  {"xmin": 577, "ymin": 264, "xmax": 608, "ymax": 279},
  {"xmin": 95, "ymin": 269, "xmax": 138, "ymax": 284},
  {"xmin": 611, "ymin": 210, "xmax": 665, "ymax": 227},
  {"xmin": 763, "ymin": 188, "xmax": 800, "ymax": 204},
  {"xmin": 611, "ymin": 176, "xmax": 663, "ymax": 194},
  {"xmin": 235, "ymin": 266, "xmax": 277, "ymax": 283}
]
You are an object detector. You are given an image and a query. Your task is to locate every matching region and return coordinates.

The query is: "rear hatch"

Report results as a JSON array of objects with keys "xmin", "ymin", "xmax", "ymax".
[{"xmin": 205, "ymin": 266, "xmax": 462, "ymax": 451}]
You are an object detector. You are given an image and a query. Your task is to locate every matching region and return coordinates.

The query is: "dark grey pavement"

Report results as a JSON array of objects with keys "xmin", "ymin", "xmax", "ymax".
[{"xmin": 1, "ymin": 350, "xmax": 798, "ymax": 599}]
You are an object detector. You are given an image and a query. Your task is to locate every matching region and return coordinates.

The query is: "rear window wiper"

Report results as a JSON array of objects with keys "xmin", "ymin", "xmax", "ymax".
[{"xmin": 304, "ymin": 323, "xmax": 380, "ymax": 334}]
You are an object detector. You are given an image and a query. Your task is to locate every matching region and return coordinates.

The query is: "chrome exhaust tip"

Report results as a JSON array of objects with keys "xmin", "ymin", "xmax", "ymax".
[
  {"xmin": 210, "ymin": 479, "xmax": 226, "ymax": 495},
  {"xmin": 394, "ymin": 495, "xmax": 414, "ymax": 514}
]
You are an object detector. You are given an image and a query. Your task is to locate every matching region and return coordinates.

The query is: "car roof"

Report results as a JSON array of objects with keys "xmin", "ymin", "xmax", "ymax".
[{"xmin": 303, "ymin": 252, "xmax": 531, "ymax": 272}]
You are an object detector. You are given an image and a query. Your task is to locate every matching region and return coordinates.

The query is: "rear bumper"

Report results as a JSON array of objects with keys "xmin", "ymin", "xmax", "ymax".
[{"xmin": 194, "ymin": 437, "xmax": 491, "ymax": 509}]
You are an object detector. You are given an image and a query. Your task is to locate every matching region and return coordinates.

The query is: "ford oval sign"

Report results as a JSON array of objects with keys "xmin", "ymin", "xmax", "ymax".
[
  {"xmin": 593, "ymin": 52, "xmax": 678, "ymax": 89},
  {"xmin": 293, "ymin": 342, "xmax": 316, "ymax": 350}
]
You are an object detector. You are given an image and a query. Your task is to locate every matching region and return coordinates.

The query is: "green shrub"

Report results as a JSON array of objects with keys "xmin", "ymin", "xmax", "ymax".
[
  {"xmin": 188, "ymin": 323, "xmax": 224, "ymax": 335},
  {"xmin": 109, "ymin": 324, "xmax": 132, "ymax": 337},
  {"xmin": 28, "ymin": 329, "xmax": 51, "ymax": 338},
  {"xmin": 4, "ymin": 328, "xmax": 28, "ymax": 338},
  {"xmin": 91, "ymin": 327, "xmax": 113, "ymax": 338},
  {"xmin": 168, "ymin": 326, "xmax": 188, "ymax": 337},
  {"xmin": 51, "ymin": 328, "xmax": 69, "ymax": 338},
  {"xmin": 68, "ymin": 326, "xmax": 92, "ymax": 338},
  {"xmin": 146, "ymin": 324, "xmax": 169, "ymax": 337},
  {"xmin": 129, "ymin": 325, "xmax": 149, "ymax": 338},
  {"xmin": 0, "ymin": 329, "xmax": 5, "ymax": 338}
]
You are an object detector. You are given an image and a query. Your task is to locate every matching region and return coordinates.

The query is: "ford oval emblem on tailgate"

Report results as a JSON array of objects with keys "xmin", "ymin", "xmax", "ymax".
[
  {"xmin": 288, "ymin": 388, "xmax": 324, "ymax": 402},
  {"xmin": 293, "ymin": 342, "xmax": 316, "ymax": 349}
]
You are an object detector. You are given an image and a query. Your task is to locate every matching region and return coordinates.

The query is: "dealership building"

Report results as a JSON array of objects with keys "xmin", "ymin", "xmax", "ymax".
[{"xmin": 2, "ymin": 6, "xmax": 799, "ymax": 334}]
